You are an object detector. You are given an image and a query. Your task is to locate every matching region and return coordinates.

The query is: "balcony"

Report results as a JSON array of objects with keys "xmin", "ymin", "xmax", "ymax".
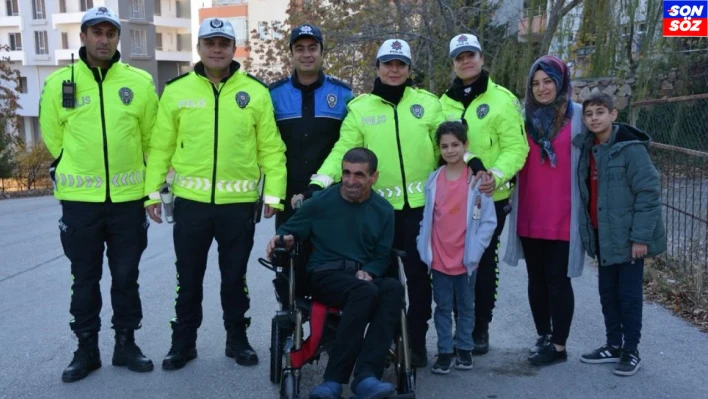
[
  {"xmin": 52, "ymin": 12, "xmax": 83, "ymax": 28},
  {"xmin": 156, "ymin": 50, "xmax": 192, "ymax": 62},
  {"xmin": 0, "ymin": 15, "xmax": 21, "ymax": 27},
  {"xmin": 6, "ymin": 50, "xmax": 24, "ymax": 62},
  {"xmin": 518, "ymin": 12, "xmax": 547, "ymax": 42},
  {"xmin": 55, "ymin": 48, "xmax": 80, "ymax": 63},
  {"xmin": 154, "ymin": 15, "xmax": 191, "ymax": 30}
]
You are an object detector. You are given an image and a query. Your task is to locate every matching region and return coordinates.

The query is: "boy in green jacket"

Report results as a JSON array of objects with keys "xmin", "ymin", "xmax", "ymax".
[{"xmin": 574, "ymin": 93, "xmax": 666, "ymax": 377}]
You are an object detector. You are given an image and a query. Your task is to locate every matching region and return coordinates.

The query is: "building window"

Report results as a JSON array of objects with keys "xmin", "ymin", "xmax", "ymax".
[
  {"xmin": 9, "ymin": 33, "xmax": 22, "ymax": 51},
  {"xmin": 31, "ymin": 117, "xmax": 41, "ymax": 147},
  {"xmin": 59, "ymin": 0, "xmax": 66, "ymax": 13},
  {"xmin": 130, "ymin": 0, "xmax": 146, "ymax": 20},
  {"xmin": 61, "ymin": 32, "xmax": 69, "ymax": 49},
  {"xmin": 257, "ymin": 21, "xmax": 268, "ymax": 40},
  {"xmin": 32, "ymin": 0, "xmax": 46, "ymax": 20},
  {"xmin": 80, "ymin": 0, "xmax": 93, "ymax": 12},
  {"xmin": 131, "ymin": 29, "xmax": 147, "ymax": 56},
  {"xmin": 156, "ymin": 32, "xmax": 163, "ymax": 51},
  {"xmin": 272, "ymin": 20, "xmax": 283, "ymax": 39},
  {"xmin": 34, "ymin": 31, "xmax": 48, "ymax": 55},
  {"xmin": 226, "ymin": 17, "xmax": 248, "ymax": 46},
  {"xmin": 18, "ymin": 76, "xmax": 28, "ymax": 94},
  {"xmin": 6, "ymin": 0, "xmax": 19, "ymax": 16},
  {"xmin": 155, "ymin": 0, "xmax": 161, "ymax": 15}
]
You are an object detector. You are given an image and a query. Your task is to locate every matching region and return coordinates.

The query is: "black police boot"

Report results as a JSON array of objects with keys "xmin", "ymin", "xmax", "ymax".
[
  {"xmin": 162, "ymin": 343, "xmax": 197, "ymax": 371},
  {"xmin": 472, "ymin": 321, "xmax": 490, "ymax": 355},
  {"xmin": 225, "ymin": 324, "xmax": 258, "ymax": 366},
  {"xmin": 112, "ymin": 328, "xmax": 154, "ymax": 372},
  {"xmin": 62, "ymin": 332, "xmax": 102, "ymax": 383}
]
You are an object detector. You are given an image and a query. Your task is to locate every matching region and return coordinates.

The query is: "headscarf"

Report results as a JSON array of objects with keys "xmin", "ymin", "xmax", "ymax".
[{"xmin": 524, "ymin": 55, "xmax": 573, "ymax": 167}]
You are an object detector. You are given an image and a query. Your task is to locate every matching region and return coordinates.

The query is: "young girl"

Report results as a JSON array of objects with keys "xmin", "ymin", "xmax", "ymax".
[{"xmin": 417, "ymin": 121, "xmax": 497, "ymax": 374}]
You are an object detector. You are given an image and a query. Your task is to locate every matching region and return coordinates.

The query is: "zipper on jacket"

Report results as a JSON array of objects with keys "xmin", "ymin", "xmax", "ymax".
[
  {"xmin": 390, "ymin": 104, "xmax": 409, "ymax": 206},
  {"xmin": 97, "ymin": 70, "xmax": 110, "ymax": 202},
  {"xmin": 210, "ymin": 83, "xmax": 221, "ymax": 203}
]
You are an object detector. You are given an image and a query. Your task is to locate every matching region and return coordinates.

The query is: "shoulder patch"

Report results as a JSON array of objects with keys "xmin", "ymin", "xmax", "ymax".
[
  {"xmin": 326, "ymin": 76, "xmax": 352, "ymax": 91},
  {"xmin": 246, "ymin": 73, "xmax": 268, "ymax": 89},
  {"xmin": 268, "ymin": 76, "xmax": 290, "ymax": 91},
  {"xmin": 165, "ymin": 72, "xmax": 190, "ymax": 86}
]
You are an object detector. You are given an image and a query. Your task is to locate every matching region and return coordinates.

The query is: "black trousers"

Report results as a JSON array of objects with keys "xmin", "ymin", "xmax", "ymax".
[
  {"xmin": 309, "ymin": 271, "xmax": 403, "ymax": 385},
  {"xmin": 393, "ymin": 205, "xmax": 430, "ymax": 351},
  {"xmin": 60, "ymin": 200, "xmax": 148, "ymax": 333},
  {"xmin": 520, "ymin": 237, "xmax": 574, "ymax": 346},
  {"xmin": 471, "ymin": 198, "xmax": 508, "ymax": 335},
  {"xmin": 170, "ymin": 198, "xmax": 255, "ymax": 345}
]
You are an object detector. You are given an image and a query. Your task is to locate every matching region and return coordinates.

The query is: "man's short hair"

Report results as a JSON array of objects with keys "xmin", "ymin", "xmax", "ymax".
[
  {"xmin": 583, "ymin": 93, "xmax": 615, "ymax": 112},
  {"xmin": 342, "ymin": 147, "xmax": 378, "ymax": 174}
]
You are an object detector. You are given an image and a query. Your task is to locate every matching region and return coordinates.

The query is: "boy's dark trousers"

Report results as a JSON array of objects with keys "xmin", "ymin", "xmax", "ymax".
[
  {"xmin": 596, "ymin": 231, "xmax": 644, "ymax": 351},
  {"xmin": 393, "ymin": 205, "xmax": 430, "ymax": 353},
  {"xmin": 60, "ymin": 200, "xmax": 148, "ymax": 333},
  {"xmin": 309, "ymin": 270, "xmax": 404, "ymax": 384},
  {"xmin": 170, "ymin": 198, "xmax": 255, "ymax": 346}
]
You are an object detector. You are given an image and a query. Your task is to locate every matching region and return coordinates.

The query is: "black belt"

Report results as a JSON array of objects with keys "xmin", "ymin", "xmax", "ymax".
[{"xmin": 311, "ymin": 259, "xmax": 362, "ymax": 274}]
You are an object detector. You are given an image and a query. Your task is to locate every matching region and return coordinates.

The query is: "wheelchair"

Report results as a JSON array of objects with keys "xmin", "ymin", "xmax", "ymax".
[{"xmin": 258, "ymin": 237, "xmax": 416, "ymax": 399}]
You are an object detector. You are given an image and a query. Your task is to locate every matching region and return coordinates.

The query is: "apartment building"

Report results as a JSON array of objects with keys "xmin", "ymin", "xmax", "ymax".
[
  {"xmin": 0, "ymin": 0, "xmax": 192, "ymax": 146},
  {"xmin": 191, "ymin": 0, "xmax": 289, "ymax": 65}
]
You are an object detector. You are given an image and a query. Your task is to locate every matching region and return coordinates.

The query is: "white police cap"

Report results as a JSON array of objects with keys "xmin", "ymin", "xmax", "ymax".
[
  {"xmin": 198, "ymin": 18, "xmax": 236, "ymax": 41},
  {"xmin": 81, "ymin": 6, "xmax": 121, "ymax": 30},
  {"xmin": 376, "ymin": 39, "xmax": 411, "ymax": 65},
  {"xmin": 449, "ymin": 34, "xmax": 482, "ymax": 58}
]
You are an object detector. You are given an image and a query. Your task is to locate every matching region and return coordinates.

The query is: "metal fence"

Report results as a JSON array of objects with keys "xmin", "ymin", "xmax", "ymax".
[{"xmin": 630, "ymin": 94, "xmax": 708, "ymax": 297}]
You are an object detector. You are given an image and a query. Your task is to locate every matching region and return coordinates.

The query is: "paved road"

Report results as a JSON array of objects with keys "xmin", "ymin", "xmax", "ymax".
[{"xmin": 1, "ymin": 196, "xmax": 707, "ymax": 399}]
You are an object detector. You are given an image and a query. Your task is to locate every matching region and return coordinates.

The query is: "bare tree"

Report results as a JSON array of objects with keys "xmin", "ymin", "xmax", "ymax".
[{"xmin": 539, "ymin": 0, "xmax": 584, "ymax": 56}]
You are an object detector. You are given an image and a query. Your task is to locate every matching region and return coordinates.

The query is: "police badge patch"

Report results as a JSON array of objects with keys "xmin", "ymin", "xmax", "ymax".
[
  {"xmin": 327, "ymin": 94, "xmax": 337, "ymax": 109},
  {"xmin": 477, "ymin": 104, "xmax": 490, "ymax": 119},
  {"xmin": 410, "ymin": 104, "xmax": 424, "ymax": 119},
  {"xmin": 235, "ymin": 91, "xmax": 250, "ymax": 108},
  {"xmin": 119, "ymin": 87, "xmax": 133, "ymax": 105}
]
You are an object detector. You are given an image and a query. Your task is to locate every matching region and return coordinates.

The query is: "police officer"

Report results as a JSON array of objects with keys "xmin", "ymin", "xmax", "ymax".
[
  {"xmin": 440, "ymin": 34, "xmax": 529, "ymax": 355},
  {"xmin": 144, "ymin": 18, "xmax": 286, "ymax": 371},
  {"xmin": 311, "ymin": 39, "xmax": 444, "ymax": 367},
  {"xmin": 269, "ymin": 24, "xmax": 353, "ymax": 227},
  {"xmin": 39, "ymin": 7, "xmax": 158, "ymax": 383}
]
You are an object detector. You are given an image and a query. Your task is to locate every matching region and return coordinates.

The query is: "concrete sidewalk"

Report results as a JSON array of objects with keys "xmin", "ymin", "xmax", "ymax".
[{"xmin": 0, "ymin": 196, "xmax": 706, "ymax": 399}]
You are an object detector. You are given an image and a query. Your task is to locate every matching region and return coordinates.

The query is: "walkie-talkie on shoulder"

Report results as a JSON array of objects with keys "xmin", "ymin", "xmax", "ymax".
[{"xmin": 62, "ymin": 53, "xmax": 76, "ymax": 108}]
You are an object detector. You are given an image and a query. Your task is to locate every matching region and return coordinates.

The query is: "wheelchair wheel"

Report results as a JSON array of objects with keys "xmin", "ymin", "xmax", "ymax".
[
  {"xmin": 270, "ymin": 318, "xmax": 286, "ymax": 384},
  {"xmin": 280, "ymin": 370, "xmax": 298, "ymax": 399}
]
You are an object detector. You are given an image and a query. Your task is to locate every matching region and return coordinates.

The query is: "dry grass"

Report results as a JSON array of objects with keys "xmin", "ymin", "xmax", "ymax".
[{"xmin": 644, "ymin": 258, "xmax": 708, "ymax": 333}]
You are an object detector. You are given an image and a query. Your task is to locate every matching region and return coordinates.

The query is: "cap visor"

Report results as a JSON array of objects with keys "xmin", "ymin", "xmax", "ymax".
[
  {"xmin": 378, "ymin": 54, "xmax": 411, "ymax": 65},
  {"xmin": 450, "ymin": 46, "xmax": 481, "ymax": 58},
  {"xmin": 84, "ymin": 17, "xmax": 120, "ymax": 29},
  {"xmin": 199, "ymin": 32, "xmax": 236, "ymax": 41},
  {"xmin": 290, "ymin": 33, "xmax": 323, "ymax": 45}
]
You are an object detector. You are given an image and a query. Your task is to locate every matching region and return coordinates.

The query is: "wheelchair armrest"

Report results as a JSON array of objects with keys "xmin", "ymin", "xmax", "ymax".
[{"xmin": 391, "ymin": 248, "xmax": 407, "ymax": 259}]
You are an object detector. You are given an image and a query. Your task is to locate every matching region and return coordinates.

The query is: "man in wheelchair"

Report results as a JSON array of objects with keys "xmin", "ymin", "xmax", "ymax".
[{"xmin": 267, "ymin": 148, "xmax": 403, "ymax": 399}]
